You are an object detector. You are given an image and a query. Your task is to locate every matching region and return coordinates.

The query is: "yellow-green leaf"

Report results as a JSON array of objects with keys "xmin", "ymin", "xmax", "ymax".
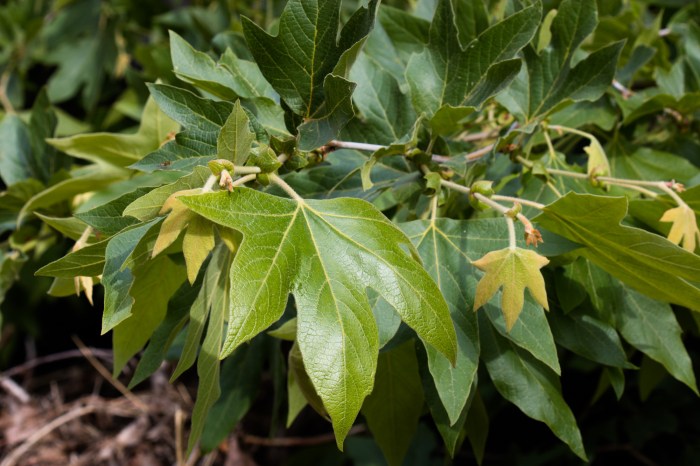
[
  {"xmin": 182, "ymin": 215, "xmax": 215, "ymax": 283},
  {"xmin": 660, "ymin": 204, "xmax": 700, "ymax": 252},
  {"xmin": 472, "ymin": 247, "xmax": 550, "ymax": 331}
]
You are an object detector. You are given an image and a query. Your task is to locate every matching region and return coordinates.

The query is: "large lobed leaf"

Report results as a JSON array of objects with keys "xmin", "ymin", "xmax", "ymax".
[
  {"xmin": 180, "ymin": 188, "xmax": 457, "ymax": 447},
  {"xmin": 405, "ymin": 0, "xmax": 541, "ymax": 117},
  {"xmin": 241, "ymin": 0, "xmax": 379, "ymax": 150},
  {"xmin": 536, "ymin": 193, "xmax": 700, "ymax": 311},
  {"xmin": 498, "ymin": 0, "xmax": 623, "ymax": 126}
]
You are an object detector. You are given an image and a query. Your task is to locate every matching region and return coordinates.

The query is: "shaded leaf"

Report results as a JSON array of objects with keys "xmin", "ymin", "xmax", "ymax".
[
  {"xmin": 498, "ymin": 0, "xmax": 623, "ymax": 125},
  {"xmin": 132, "ymin": 84, "xmax": 233, "ymax": 173},
  {"xmin": 362, "ymin": 341, "xmax": 424, "ymax": 466},
  {"xmin": 405, "ymin": 0, "xmax": 540, "ymax": 116},
  {"xmin": 535, "ymin": 193, "xmax": 700, "ymax": 311},
  {"xmin": 112, "ymin": 256, "xmax": 186, "ymax": 374},
  {"xmin": 47, "ymin": 96, "xmax": 179, "ymax": 167},
  {"xmin": 101, "ymin": 219, "xmax": 161, "ymax": 333},
  {"xmin": 615, "ymin": 284, "xmax": 697, "ymax": 393},
  {"xmin": 480, "ymin": 313, "xmax": 586, "ymax": 460},
  {"xmin": 35, "ymin": 237, "xmax": 109, "ymax": 278},
  {"xmin": 241, "ymin": 0, "xmax": 378, "ymax": 117}
]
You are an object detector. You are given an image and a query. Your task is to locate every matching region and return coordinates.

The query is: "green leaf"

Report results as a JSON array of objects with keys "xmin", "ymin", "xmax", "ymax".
[
  {"xmin": 219, "ymin": 49, "xmax": 278, "ymax": 100},
  {"xmin": 129, "ymin": 277, "xmax": 203, "ymax": 388},
  {"xmin": 200, "ymin": 336, "xmax": 265, "ymax": 451},
  {"xmin": 47, "ymin": 96, "xmax": 179, "ymax": 168},
  {"xmin": 19, "ymin": 164, "xmax": 127, "ymax": 222},
  {"xmin": 35, "ymin": 213, "xmax": 91, "ymax": 241},
  {"xmin": 483, "ymin": 299, "xmax": 560, "ymax": 375},
  {"xmin": 341, "ymin": 52, "xmax": 416, "ymax": 145},
  {"xmin": 35, "ymin": 238, "xmax": 109, "ymax": 278},
  {"xmin": 400, "ymin": 219, "xmax": 479, "ymax": 425},
  {"xmin": 171, "ymin": 245, "xmax": 229, "ymax": 382},
  {"xmin": 610, "ymin": 147, "xmax": 700, "ymax": 184},
  {"xmin": 217, "ymin": 100, "xmax": 255, "ymax": 165},
  {"xmin": 75, "ymin": 187, "xmax": 153, "ymax": 236},
  {"xmin": 101, "ymin": 219, "xmax": 161, "ymax": 334},
  {"xmin": 241, "ymin": 0, "xmax": 378, "ymax": 117},
  {"xmin": 0, "ymin": 90, "xmax": 57, "ymax": 185},
  {"xmin": 180, "ymin": 188, "xmax": 456, "ymax": 446},
  {"xmin": 0, "ymin": 115, "xmax": 40, "ymax": 186},
  {"xmin": 188, "ymin": 247, "xmax": 231, "ymax": 453},
  {"xmin": 112, "ymin": 256, "xmax": 186, "ymax": 375},
  {"xmin": 131, "ymin": 84, "xmax": 233, "ymax": 173},
  {"xmin": 296, "ymin": 75, "xmax": 356, "ymax": 151},
  {"xmin": 123, "ymin": 166, "xmax": 211, "ymax": 221},
  {"xmin": 465, "ymin": 390, "xmax": 489, "ymax": 465},
  {"xmin": 405, "ymin": 0, "xmax": 540, "ymax": 116},
  {"xmin": 362, "ymin": 341, "xmax": 424, "ymax": 466},
  {"xmin": 479, "ymin": 313, "xmax": 586, "ymax": 460},
  {"xmin": 498, "ymin": 0, "xmax": 624, "ymax": 125},
  {"xmin": 535, "ymin": 193, "xmax": 700, "ymax": 311},
  {"xmin": 615, "ymin": 284, "xmax": 697, "ymax": 393},
  {"xmin": 170, "ymin": 31, "xmax": 275, "ymax": 101},
  {"xmin": 548, "ymin": 307, "xmax": 632, "ymax": 368},
  {"xmin": 288, "ymin": 341, "xmax": 327, "ymax": 419}
]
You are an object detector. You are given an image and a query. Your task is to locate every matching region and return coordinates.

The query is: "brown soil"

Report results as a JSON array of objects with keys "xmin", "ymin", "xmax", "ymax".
[{"xmin": 0, "ymin": 347, "xmax": 257, "ymax": 466}]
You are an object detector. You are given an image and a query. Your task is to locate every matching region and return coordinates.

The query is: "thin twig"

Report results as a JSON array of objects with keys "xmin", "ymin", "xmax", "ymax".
[
  {"xmin": 492, "ymin": 194, "xmax": 545, "ymax": 210},
  {"xmin": 0, "ymin": 404, "xmax": 96, "ymax": 466},
  {"xmin": 458, "ymin": 129, "xmax": 498, "ymax": 142},
  {"xmin": 0, "ymin": 377, "xmax": 30, "ymax": 403},
  {"xmin": 0, "ymin": 70, "xmax": 15, "ymax": 114},
  {"xmin": 472, "ymin": 192, "xmax": 510, "ymax": 215},
  {"xmin": 432, "ymin": 144, "xmax": 494, "ymax": 163},
  {"xmin": 328, "ymin": 140, "xmax": 384, "ymax": 152},
  {"xmin": 241, "ymin": 425, "xmax": 366, "ymax": 447},
  {"xmin": 1, "ymin": 348, "xmax": 113, "ymax": 378},
  {"xmin": 328, "ymin": 139, "xmax": 492, "ymax": 163},
  {"xmin": 612, "ymin": 79, "xmax": 634, "ymax": 99},
  {"xmin": 175, "ymin": 408, "xmax": 185, "ymax": 466},
  {"xmin": 72, "ymin": 336, "xmax": 148, "ymax": 412}
]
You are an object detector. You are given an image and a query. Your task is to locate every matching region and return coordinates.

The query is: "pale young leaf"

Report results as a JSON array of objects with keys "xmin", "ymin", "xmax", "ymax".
[
  {"xmin": 152, "ymin": 199, "xmax": 192, "ymax": 257},
  {"xmin": 472, "ymin": 247, "xmax": 550, "ymax": 331},
  {"xmin": 584, "ymin": 135, "xmax": 610, "ymax": 178},
  {"xmin": 660, "ymin": 204, "xmax": 700, "ymax": 252},
  {"xmin": 182, "ymin": 216, "xmax": 215, "ymax": 284}
]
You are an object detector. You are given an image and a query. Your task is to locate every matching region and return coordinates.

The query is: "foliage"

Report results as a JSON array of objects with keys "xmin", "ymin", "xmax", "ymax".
[{"xmin": 2, "ymin": 0, "xmax": 700, "ymax": 464}]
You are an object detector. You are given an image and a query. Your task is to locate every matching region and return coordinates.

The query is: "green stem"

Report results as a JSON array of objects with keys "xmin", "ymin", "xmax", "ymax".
[
  {"xmin": 231, "ymin": 173, "xmax": 257, "ymax": 188},
  {"xmin": 430, "ymin": 194, "xmax": 439, "ymax": 223},
  {"xmin": 548, "ymin": 124, "xmax": 595, "ymax": 140},
  {"xmin": 506, "ymin": 217, "xmax": 517, "ymax": 250},
  {"xmin": 269, "ymin": 173, "xmax": 305, "ymax": 202},
  {"xmin": 233, "ymin": 166, "xmax": 262, "ymax": 175},
  {"xmin": 202, "ymin": 175, "xmax": 218, "ymax": 193},
  {"xmin": 543, "ymin": 130, "xmax": 557, "ymax": 161}
]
